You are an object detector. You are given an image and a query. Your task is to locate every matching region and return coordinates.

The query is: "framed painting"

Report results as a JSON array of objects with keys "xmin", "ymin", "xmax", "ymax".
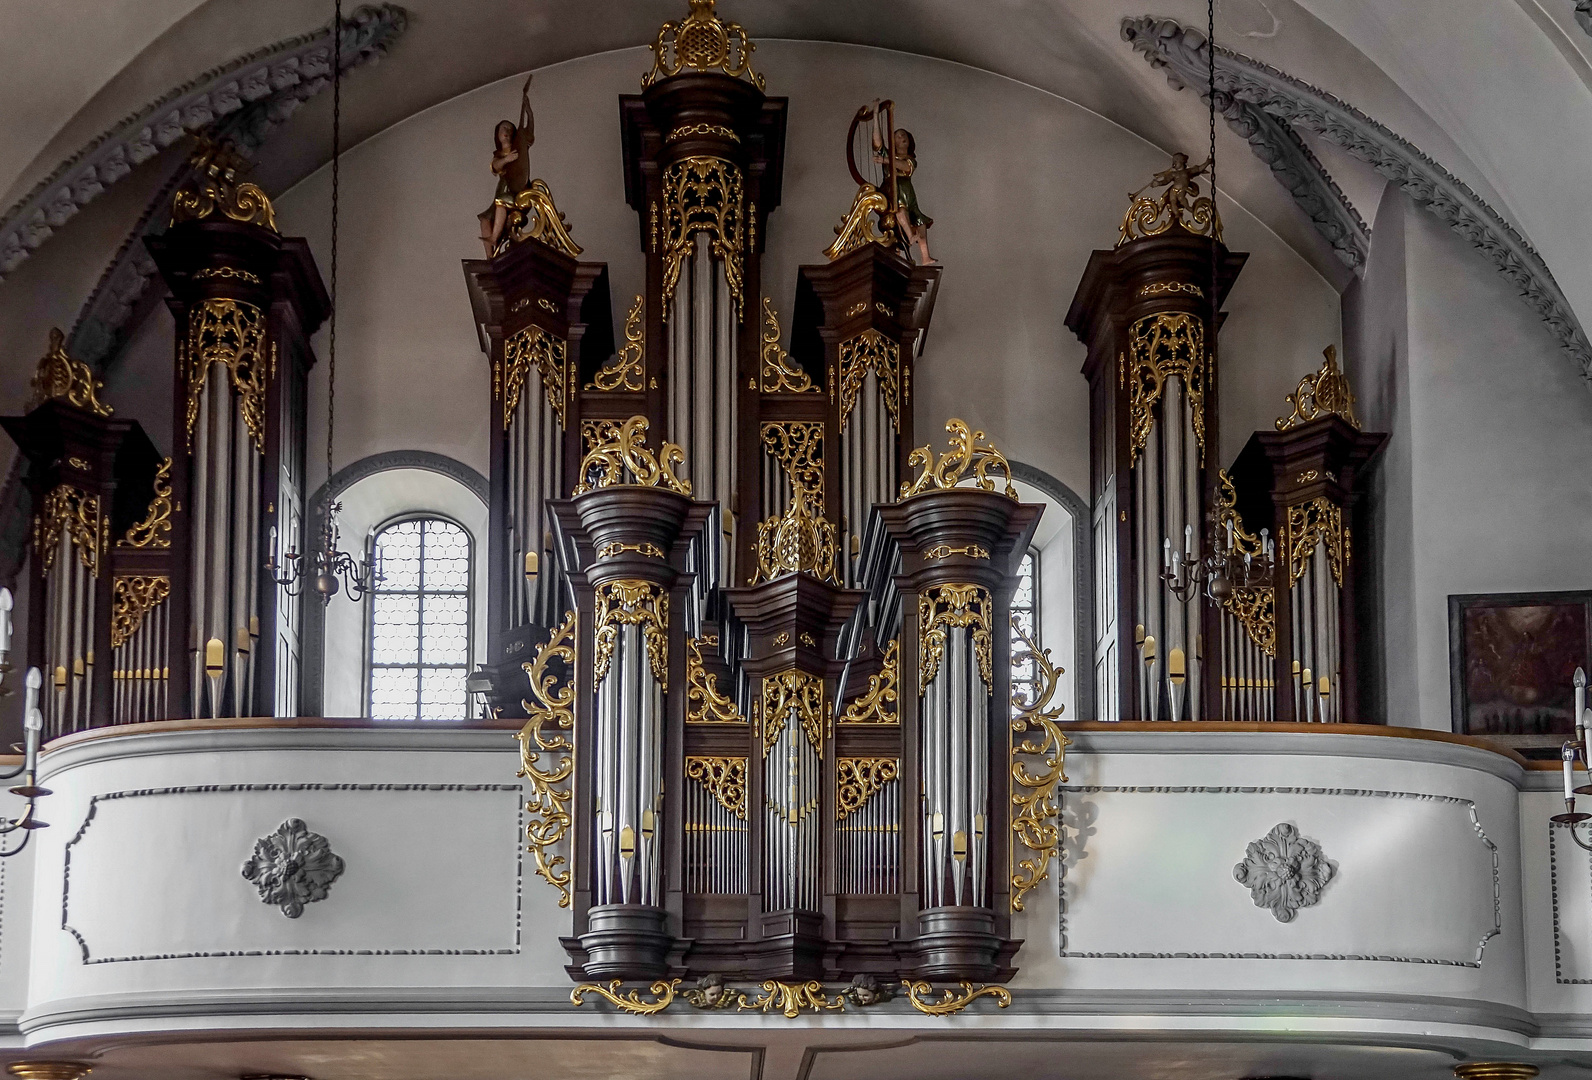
[{"xmin": 1449, "ymin": 590, "xmax": 1592, "ymax": 739}]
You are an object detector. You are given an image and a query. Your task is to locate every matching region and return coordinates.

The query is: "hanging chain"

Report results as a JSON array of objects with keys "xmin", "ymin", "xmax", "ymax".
[
  {"xmin": 1207, "ymin": 0, "xmax": 1219, "ymax": 365},
  {"xmin": 328, "ymin": 0, "xmax": 341, "ymax": 502}
]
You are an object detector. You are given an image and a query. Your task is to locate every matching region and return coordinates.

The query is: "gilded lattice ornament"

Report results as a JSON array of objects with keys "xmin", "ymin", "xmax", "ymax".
[
  {"xmin": 641, "ymin": 0, "xmax": 764, "ymax": 89},
  {"xmin": 1285, "ymin": 497, "xmax": 1346, "ymax": 588},
  {"xmin": 30, "ymin": 328, "xmax": 112, "ymax": 417},
  {"xmin": 836, "ymin": 757, "xmax": 899, "ymax": 820},
  {"xmin": 761, "ymin": 421, "xmax": 825, "ymax": 498},
  {"xmin": 686, "ymin": 635, "xmax": 745, "ymax": 724},
  {"xmin": 824, "ymin": 184, "xmax": 895, "ymax": 261},
  {"xmin": 660, "ymin": 156, "xmax": 746, "ymax": 322},
  {"xmin": 593, "ymin": 580, "xmax": 669, "ymax": 690},
  {"xmin": 900, "ymin": 419, "xmax": 1017, "ymax": 500},
  {"xmin": 1276, "ymin": 345, "xmax": 1360, "ymax": 431},
  {"xmin": 1123, "ymin": 311, "xmax": 1206, "ymax": 467},
  {"xmin": 184, "ymin": 298, "xmax": 268, "ymax": 452},
  {"xmin": 1009, "ymin": 618, "xmax": 1070, "ymax": 913},
  {"xmin": 919, "ymin": 584, "xmax": 994, "ymax": 687},
  {"xmin": 752, "ymin": 484, "xmax": 839, "ymax": 585},
  {"xmin": 760, "ymin": 669, "xmax": 827, "ymax": 756},
  {"xmin": 839, "ymin": 639, "xmax": 899, "ymax": 724},
  {"xmin": 589, "ymin": 295, "xmax": 646, "ymax": 392},
  {"xmin": 110, "ymin": 575, "xmax": 171, "ymax": 649},
  {"xmin": 760, "ymin": 298, "xmax": 816, "ymax": 392},
  {"xmin": 685, "ymin": 756, "xmax": 748, "ymax": 819},
  {"xmin": 170, "ymin": 138, "xmax": 277, "ymax": 231},
  {"xmin": 35, "ymin": 484, "xmax": 104, "ymax": 577},
  {"xmin": 574, "ymin": 416, "xmax": 690, "ymax": 496},
  {"xmin": 838, "ymin": 329, "xmax": 901, "ymax": 431},
  {"xmin": 501, "ymin": 324, "xmax": 569, "ymax": 430},
  {"xmin": 1116, "ymin": 154, "xmax": 1221, "ymax": 246},
  {"xmin": 121, "ymin": 458, "xmax": 174, "ymax": 549},
  {"xmin": 518, "ymin": 610, "xmax": 577, "ymax": 907},
  {"xmin": 901, "ymin": 980, "xmax": 1013, "ymax": 1016},
  {"xmin": 509, "ymin": 178, "xmax": 582, "ymax": 257},
  {"xmin": 1224, "ymin": 586, "xmax": 1276, "ymax": 657}
]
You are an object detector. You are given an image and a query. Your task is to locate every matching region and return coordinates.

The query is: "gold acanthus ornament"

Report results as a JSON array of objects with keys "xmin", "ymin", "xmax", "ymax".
[
  {"xmin": 641, "ymin": 0, "xmax": 764, "ymax": 90},
  {"xmin": 685, "ymin": 756, "xmax": 747, "ymax": 818},
  {"xmin": 759, "ymin": 668, "xmax": 827, "ymax": 756},
  {"xmin": 1009, "ymin": 617, "xmax": 1070, "ymax": 913},
  {"xmin": 1277, "ymin": 344, "xmax": 1360, "ymax": 431},
  {"xmin": 901, "ymin": 980, "xmax": 1013, "ymax": 1016},
  {"xmin": 36, "ymin": 484, "xmax": 105, "ymax": 577},
  {"xmin": 120, "ymin": 458, "xmax": 174, "ymax": 549},
  {"xmin": 751, "ymin": 484, "xmax": 839, "ymax": 586},
  {"xmin": 836, "ymin": 757, "xmax": 899, "ymax": 820},
  {"xmin": 838, "ymin": 329, "xmax": 901, "ymax": 431},
  {"xmin": 1213, "ymin": 470, "xmax": 1276, "ymax": 656},
  {"xmin": 588, "ymin": 295, "xmax": 646, "ymax": 391},
  {"xmin": 572, "ymin": 415, "xmax": 690, "ymax": 496},
  {"xmin": 500, "ymin": 323, "xmax": 569, "ymax": 429},
  {"xmin": 686, "ymin": 635, "xmax": 745, "ymax": 723},
  {"xmin": 518, "ymin": 610, "xmax": 577, "ymax": 907},
  {"xmin": 824, "ymin": 184, "xmax": 896, "ymax": 261},
  {"xmin": 593, "ymin": 580, "xmax": 669, "ymax": 690},
  {"xmin": 110, "ymin": 575, "xmax": 171, "ymax": 650},
  {"xmin": 760, "ymin": 298, "xmax": 817, "ymax": 392},
  {"xmin": 660, "ymin": 156, "xmax": 746, "ymax": 322},
  {"xmin": 509, "ymin": 178, "xmax": 582, "ymax": 257},
  {"xmin": 919, "ymin": 584, "xmax": 994, "ymax": 687},
  {"xmin": 571, "ymin": 977, "xmax": 1009, "ymax": 1018},
  {"xmin": 1123, "ymin": 311, "xmax": 1206, "ymax": 467},
  {"xmin": 900, "ymin": 419, "xmax": 1017, "ymax": 500},
  {"xmin": 184, "ymin": 298, "xmax": 269, "ymax": 453},
  {"xmin": 1116, "ymin": 152, "xmax": 1221, "ymax": 246},
  {"xmin": 30, "ymin": 328, "xmax": 112, "ymax": 417},
  {"xmin": 761, "ymin": 421, "xmax": 825, "ymax": 499},
  {"xmin": 170, "ymin": 138, "xmax": 277, "ymax": 232},
  {"xmin": 1285, "ymin": 497, "xmax": 1347, "ymax": 589},
  {"xmin": 839, "ymin": 638, "xmax": 899, "ymax": 724}
]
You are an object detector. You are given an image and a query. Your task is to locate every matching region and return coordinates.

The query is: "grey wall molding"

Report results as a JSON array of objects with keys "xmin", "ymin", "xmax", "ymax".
[
  {"xmin": 1548, "ymin": 819, "xmax": 1592, "ymax": 983},
  {"xmin": 1059, "ymin": 784, "xmax": 1501, "ymax": 966},
  {"xmin": 61, "ymin": 782, "xmax": 522, "ymax": 963},
  {"xmin": 301, "ymin": 450, "xmax": 490, "ymax": 715},
  {"xmin": 1122, "ymin": 15, "xmax": 1592, "ymax": 383},
  {"xmin": 0, "ymin": 4, "xmax": 408, "ymax": 285},
  {"xmin": 1009, "ymin": 460, "xmax": 1093, "ymax": 721}
]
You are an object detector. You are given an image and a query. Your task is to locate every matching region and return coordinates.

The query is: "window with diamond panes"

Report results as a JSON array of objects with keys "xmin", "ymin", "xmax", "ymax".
[
  {"xmin": 368, "ymin": 517, "xmax": 472, "ymax": 720},
  {"xmin": 1010, "ymin": 549, "xmax": 1039, "ymax": 716}
]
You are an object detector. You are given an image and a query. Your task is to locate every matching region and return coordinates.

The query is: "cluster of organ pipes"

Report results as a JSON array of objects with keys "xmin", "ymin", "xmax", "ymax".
[
  {"xmin": 683, "ymin": 762, "xmax": 750, "ymax": 894},
  {"xmin": 835, "ymin": 773, "xmax": 901, "ymax": 894},
  {"xmin": 591, "ymin": 620, "xmax": 666, "ymax": 907},
  {"xmin": 40, "ymin": 516, "xmax": 97, "ymax": 735},
  {"xmin": 112, "ymin": 587, "xmax": 172, "ymax": 725},
  {"xmin": 505, "ymin": 358, "xmax": 566, "ymax": 631},
  {"xmin": 762, "ymin": 696, "xmax": 823, "ymax": 912},
  {"xmin": 1288, "ymin": 540, "xmax": 1342, "ymax": 724},
  {"xmin": 1218, "ymin": 598, "xmax": 1276, "ymax": 722},
  {"xmin": 921, "ymin": 626, "xmax": 990, "ymax": 909},
  {"xmin": 840, "ymin": 367, "xmax": 899, "ymax": 588}
]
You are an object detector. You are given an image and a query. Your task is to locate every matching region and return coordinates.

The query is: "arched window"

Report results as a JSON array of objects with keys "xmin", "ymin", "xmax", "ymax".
[
  {"xmin": 368, "ymin": 517, "xmax": 473, "ymax": 720},
  {"xmin": 1010, "ymin": 549, "xmax": 1040, "ymax": 715}
]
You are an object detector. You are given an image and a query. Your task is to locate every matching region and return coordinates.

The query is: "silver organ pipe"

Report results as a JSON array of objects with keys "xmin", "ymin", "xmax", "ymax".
[
  {"xmin": 920, "ymin": 625, "xmax": 990, "ymax": 910},
  {"xmin": 762, "ymin": 690, "xmax": 822, "ymax": 912},
  {"xmin": 507, "ymin": 357, "xmax": 565, "ymax": 632},
  {"xmin": 841, "ymin": 368, "xmax": 899, "ymax": 587},
  {"xmin": 591, "ymin": 614, "xmax": 667, "ymax": 908}
]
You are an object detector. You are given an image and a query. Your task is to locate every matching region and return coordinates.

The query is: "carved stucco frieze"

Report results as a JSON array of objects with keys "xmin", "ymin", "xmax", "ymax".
[
  {"xmin": 241, "ymin": 818, "xmax": 346, "ymax": 918},
  {"xmin": 1233, "ymin": 821, "xmax": 1334, "ymax": 922}
]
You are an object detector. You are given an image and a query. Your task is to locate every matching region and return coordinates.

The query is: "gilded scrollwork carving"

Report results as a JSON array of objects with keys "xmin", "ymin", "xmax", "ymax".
[
  {"xmin": 571, "ymin": 979, "xmax": 680, "ymax": 1014},
  {"xmin": 573, "ymin": 416, "xmax": 691, "ymax": 497},
  {"xmin": 121, "ymin": 458, "xmax": 174, "ymax": 548},
  {"xmin": 30, "ymin": 328, "xmax": 112, "ymax": 417},
  {"xmin": 1123, "ymin": 311, "xmax": 1206, "ymax": 466},
  {"xmin": 1285, "ymin": 497, "xmax": 1346, "ymax": 588},
  {"xmin": 685, "ymin": 756, "xmax": 747, "ymax": 819},
  {"xmin": 1276, "ymin": 344, "xmax": 1360, "ymax": 431},
  {"xmin": 641, "ymin": 0, "xmax": 764, "ymax": 90},
  {"xmin": 35, "ymin": 484, "xmax": 104, "ymax": 577},
  {"xmin": 1009, "ymin": 618, "xmax": 1070, "ymax": 913},
  {"xmin": 510, "ymin": 178, "xmax": 582, "ymax": 257},
  {"xmin": 501, "ymin": 323, "xmax": 569, "ymax": 429},
  {"xmin": 660, "ymin": 156, "xmax": 746, "ymax": 321},
  {"xmin": 900, "ymin": 418, "xmax": 1017, "ymax": 500},
  {"xmin": 184, "ymin": 298, "xmax": 268, "ymax": 452},
  {"xmin": 824, "ymin": 183, "xmax": 896, "ymax": 261},
  {"xmin": 518, "ymin": 609, "xmax": 577, "ymax": 907},
  {"xmin": 171, "ymin": 138, "xmax": 278, "ymax": 232},
  {"xmin": 901, "ymin": 980, "xmax": 1013, "ymax": 1016},
  {"xmin": 838, "ymin": 328, "xmax": 900, "ymax": 431},
  {"xmin": 760, "ymin": 669, "xmax": 826, "ymax": 755},
  {"xmin": 589, "ymin": 294, "xmax": 646, "ymax": 392},
  {"xmin": 839, "ymin": 639, "xmax": 899, "ymax": 724},
  {"xmin": 1117, "ymin": 152, "xmax": 1222, "ymax": 245},
  {"xmin": 836, "ymin": 757, "xmax": 899, "ymax": 820},
  {"xmin": 752, "ymin": 484, "xmax": 839, "ymax": 585},
  {"xmin": 1225, "ymin": 586, "xmax": 1276, "ymax": 657},
  {"xmin": 919, "ymin": 584, "xmax": 994, "ymax": 687},
  {"xmin": 760, "ymin": 298, "xmax": 816, "ymax": 392},
  {"xmin": 686, "ymin": 635, "xmax": 745, "ymax": 724},
  {"xmin": 923, "ymin": 543, "xmax": 989, "ymax": 561},
  {"xmin": 761, "ymin": 421, "xmax": 824, "ymax": 498},
  {"xmin": 593, "ymin": 580, "xmax": 669, "ymax": 690},
  {"xmin": 111, "ymin": 575, "xmax": 171, "ymax": 650}
]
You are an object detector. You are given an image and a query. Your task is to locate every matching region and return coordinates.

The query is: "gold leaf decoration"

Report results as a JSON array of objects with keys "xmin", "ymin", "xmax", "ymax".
[
  {"xmin": 839, "ymin": 639, "xmax": 899, "ymax": 724},
  {"xmin": 900, "ymin": 419, "xmax": 1016, "ymax": 500},
  {"xmin": 685, "ymin": 756, "xmax": 747, "ymax": 818},
  {"xmin": 184, "ymin": 298, "xmax": 268, "ymax": 453},
  {"xmin": 919, "ymin": 584, "xmax": 993, "ymax": 686},
  {"xmin": 1123, "ymin": 311, "xmax": 1205, "ymax": 468},
  {"xmin": 1277, "ymin": 345, "xmax": 1359, "ymax": 432},
  {"xmin": 517, "ymin": 610, "xmax": 577, "ymax": 907},
  {"xmin": 686, "ymin": 635, "xmax": 745, "ymax": 723},
  {"xmin": 110, "ymin": 575, "xmax": 171, "ymax": 650},
  {"xmin": 660, "ymin": 156, "xmax": 745, "ymax": 322},
  {"xmin": 901, "ymin": 980, "xmax": 1012, "ymax": 1016},
  {"xmin": 838, "ymin": 329, "xmax": 900, "ymax": 431},
  {"xmin": 589, "ymin": 294, "xmax": 646, "ymax": 392},
  {"xmin": 571, "ymin": 979, "xmax": 680, "ymax": 1015},
  {"xmin": 502, "ymin": 324, "xmax": 569, "ymax": 430},
  {"xmin": 641, "ymin": 0, "xmax": 764, "ymax": 89},
  {"xmin": 836, "ymin": 757, "xmax": 899, "ymax": 820},
  {"xmin": 121, "ymin": 458, "xmax": 174, "ymax": 549},
  {"xmin": 593, "ymin": 580, "xmax": 668, "ymax": 690},
  {"xmin": 30, "ymin": 328, "xmax": 112, "ymax": 417},
  {"xmin": 1009, "ymin": 617, "xmax": 1069, "ymax": 913},
  {"xmin": 573, "ymin": 415, "xmax": 691, "ymax": 497},
  {"xmin": 760, "ymin": 298, "xmax": 816, "ymax": 392}
]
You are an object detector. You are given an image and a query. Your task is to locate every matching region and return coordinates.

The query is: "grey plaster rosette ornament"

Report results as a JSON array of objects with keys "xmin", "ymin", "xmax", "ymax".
[
  {"xmin": 1233, "ymin": 822, "xmax": 1334, "ymax": 922},
  {"xmin": 241, "ymin": 818, "xmax": 345, "ymax": 918}
]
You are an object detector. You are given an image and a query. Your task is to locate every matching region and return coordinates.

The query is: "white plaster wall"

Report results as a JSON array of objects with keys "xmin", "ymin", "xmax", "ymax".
[{"xmin": 270, "ymin": 41, "xmax": 1343, "ymax": 503}]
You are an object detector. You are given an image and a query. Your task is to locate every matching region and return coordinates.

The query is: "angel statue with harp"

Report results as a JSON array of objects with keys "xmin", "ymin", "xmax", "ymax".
[{"xmin": 824, "ymin": 99, "xmax": 934, "ymax": 264}]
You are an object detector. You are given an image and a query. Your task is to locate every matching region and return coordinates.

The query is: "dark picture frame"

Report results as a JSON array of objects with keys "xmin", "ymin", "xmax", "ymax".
[{"xmin": 1449, "ymin": 590, "xmax": 1592, "ymax": 740}]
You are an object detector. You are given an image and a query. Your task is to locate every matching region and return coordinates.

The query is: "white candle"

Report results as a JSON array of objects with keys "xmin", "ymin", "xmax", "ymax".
[
  {"xmin": 1566, "ymin": 743, "xmax": 1577, "ymax": 801},
  {"xmin": 1163, "ymin": 537, "xmax": 1172, "ymax": 569},
  {"xmin": 22, "ymin": 667, "xmax": 41, "ymax": 776},
  {"xmin": 1577, "ymin": 668, "xmax": 1587, "ymax": 740},
  {"xmin": 0, "ymin": 587, "xmax": 12, "ymax": 657}
]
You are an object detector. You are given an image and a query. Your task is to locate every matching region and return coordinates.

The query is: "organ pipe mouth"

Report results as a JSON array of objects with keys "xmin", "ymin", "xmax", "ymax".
[
  {"xmin": 1142, "ymin": 635, "xmax": 1156, "ymax": 662},
  {"xmin": 1169, "ymin": 647, "xmax": 1186, "ymax": 683},
  {"xmin": 1318, "ymin": 675, "xmax": 1331, "ymax": 697},
  {"xmin": 524, "ymin": 551, "xmax": 539, "ymax": 578},
  {"xmin": 204, "ymin": 637, "xmax": 225, "ymax": 674}
]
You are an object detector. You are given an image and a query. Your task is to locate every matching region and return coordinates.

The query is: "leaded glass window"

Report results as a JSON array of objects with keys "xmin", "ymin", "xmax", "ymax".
[
  {"xmin": 368, "ymin": 517, "xmax": 472, "ymax": 720},
  {"xmin": 1010, "ymin": 549, "xmax": 1039, "ymax": 715}
]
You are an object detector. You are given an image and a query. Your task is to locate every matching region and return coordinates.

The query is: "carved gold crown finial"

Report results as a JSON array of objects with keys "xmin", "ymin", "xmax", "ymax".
[
  {"xmin": 30, "ymin": 328, "xmax": 112, "ymax": 417},
  {"xmin": 1117, "ymin": 151, "xmax": 1222, "ymax": 246},
  {"xmin": 171, "ymin": 137, "xmax": 277, "ymax": 231},
  {"xmin": 900, "ymin": 419, "xmax": 1017, "ymax": 500},
  {"xmin": 641, "ymin": 0, "xmax": 765, "ymax": 90},
  {"xmin": 1277, "ymin": 345, "xmax": 1359, "ymax": 431}
]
